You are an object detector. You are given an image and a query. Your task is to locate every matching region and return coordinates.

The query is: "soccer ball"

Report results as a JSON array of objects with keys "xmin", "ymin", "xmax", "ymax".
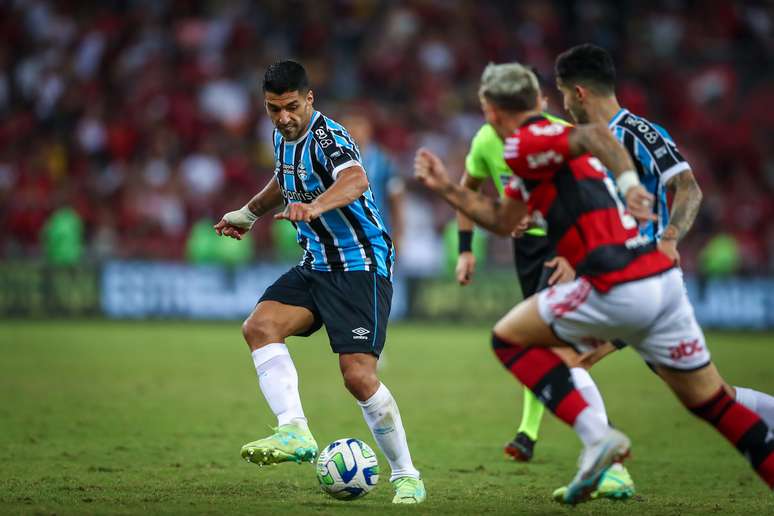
[{"xmin": 316, "ymin": 438, "xmax": 379, "ymax": 500}]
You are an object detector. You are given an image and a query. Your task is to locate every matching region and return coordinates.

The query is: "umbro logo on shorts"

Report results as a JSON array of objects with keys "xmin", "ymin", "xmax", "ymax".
[{"xmin": 352, "ymin": 327, "xmax": 370, "ymax": 340}]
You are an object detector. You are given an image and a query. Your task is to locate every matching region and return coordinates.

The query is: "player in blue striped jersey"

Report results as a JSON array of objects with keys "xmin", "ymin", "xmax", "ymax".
[
  {"xmin": 555, "ymin": 44, "xmax": 700, "ymax": 263},
  {"xmin": 215, "ymin": 61, "xmax": 425, "ymax": 504},
  {"xmin": 270, "ymin": 111, "xmax": 395, "ymax": 276}
]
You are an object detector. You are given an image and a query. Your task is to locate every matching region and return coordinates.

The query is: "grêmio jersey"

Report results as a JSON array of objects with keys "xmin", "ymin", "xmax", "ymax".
[
  {"xmin": 608, "ymin": 108, "xmax": 691, "ymax": 241},
  {"xmin": 503, "ymin": 116, "xmax": 673, "ymax": 292},
  {"xmin": 272, "ymin": 110, "xmax": 394, "ymax": 279}
]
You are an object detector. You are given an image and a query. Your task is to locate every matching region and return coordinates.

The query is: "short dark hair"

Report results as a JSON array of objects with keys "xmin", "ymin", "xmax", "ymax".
[
  {"xmin": 555, "ymin": 44, "xmax": 616, "ymax": 95},
  {"xmin": 263, "ymin": 60, "xmax": 309, "ymax": 94}
]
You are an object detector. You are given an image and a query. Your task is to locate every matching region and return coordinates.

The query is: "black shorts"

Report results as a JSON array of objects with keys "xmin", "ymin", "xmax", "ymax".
[
  {"xmin": 258, "ymin": 266, "xmax": 392, "ymax": 356},
  {"xmin": 512, "ymin": 233, "xmax": 556, "ymax": 298}
]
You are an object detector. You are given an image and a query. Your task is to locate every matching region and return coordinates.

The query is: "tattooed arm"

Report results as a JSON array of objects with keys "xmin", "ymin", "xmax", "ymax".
[
  {"xmin": 659, "ymin": 170, "xmax": 702, "ymax": 262},
  {"xmin": 663, "ymin": 170, "xmax": 703, "ymax": 241}
]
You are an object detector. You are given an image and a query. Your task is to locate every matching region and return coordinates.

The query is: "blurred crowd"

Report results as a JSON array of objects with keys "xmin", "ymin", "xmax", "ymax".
[{"xmin": 1, "ymin": 0, "xmax": 773, "ymax": 275}]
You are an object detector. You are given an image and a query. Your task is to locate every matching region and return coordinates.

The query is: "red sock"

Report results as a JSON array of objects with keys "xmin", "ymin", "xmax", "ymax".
[
  {"xmin": 492, "ymin": 332, "xmax": 588, "ymax": 426},
  {"xmin": 690, "ymin": 388, "xmax": 774, "ymax": 489}
]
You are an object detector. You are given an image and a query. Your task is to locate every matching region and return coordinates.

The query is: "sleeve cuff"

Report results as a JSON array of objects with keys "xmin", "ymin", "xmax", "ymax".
[
  {"xmin": 659, "ymin": 162, "xmax": 691, "ymax": 185},
  {"xmin": 331, "ymin": 159, "xmax": 362, "ymax": 179}
]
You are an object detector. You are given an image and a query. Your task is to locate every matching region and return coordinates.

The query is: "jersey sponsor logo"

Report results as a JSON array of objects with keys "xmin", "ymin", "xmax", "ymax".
[
  {"xmin": 624, "ymin": 234, "xmax": 653, "ymax": 249},
  {"xmin": 314, "ymin": 127, "xmax": 335, "ymax": 148},
  {"xmin": 526, "ymin": 150, "xmax": 563, "ymax": 169},
  {"xmin": 668, "ymin": 339, "xmax": 704, "ymax": 361},
  {"xmin": 281, "ymin": 163, "xmax": 295, "ymax": 175},
  {"xmin": 528, "ymin": 123, "xmax": 565, "ymax": 136},
  {"xmin": 352, "ymin": 327, "xmax": 370, "ymax": 340},
  {"xmin": 280, "ymin": 185, "xmax": 324, "ymax": 202},
  {"xmin": 654, "ymin": 146, "xmax": 668, "ymax": 159},
  {"xmin": 621, "ymin": 114, "xmax": 666, "ymax": 149}
]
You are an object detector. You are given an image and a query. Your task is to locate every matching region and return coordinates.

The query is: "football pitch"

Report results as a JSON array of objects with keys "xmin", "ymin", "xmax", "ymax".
[{"xmin": 2, "ymin": 321, "xmax": 773, "ymax": 515}]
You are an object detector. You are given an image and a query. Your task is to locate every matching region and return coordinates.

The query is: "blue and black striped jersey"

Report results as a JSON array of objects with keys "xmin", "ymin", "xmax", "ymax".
[
  {"xmin": 609, "ymin": 108, "xmax": 691, "ymax": 241},
  {"xmin": 272, "ymin": 111, "xmax": 395, "ymax": 279}
]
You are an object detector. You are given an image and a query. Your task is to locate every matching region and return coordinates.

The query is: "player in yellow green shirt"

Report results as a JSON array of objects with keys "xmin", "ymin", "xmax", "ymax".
[{"xmin": 455, "ymin": 84, "xmax": 635, "ymax": 500}]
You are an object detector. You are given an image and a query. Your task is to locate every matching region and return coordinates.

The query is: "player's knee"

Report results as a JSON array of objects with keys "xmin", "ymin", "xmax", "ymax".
[
  {"xmin": 241, "ymin": 315, "xmax": 280, "ymax": 348},
  {"xmin": 342, "ymin": 368, "xmax": 378, "ymax": 400}
]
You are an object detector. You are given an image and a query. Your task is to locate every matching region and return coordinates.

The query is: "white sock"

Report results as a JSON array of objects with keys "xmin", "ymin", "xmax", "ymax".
[
  {"xmin": 569, "ymin": 368, "xmax": 609, "ymax": 446},
  {"xmin": 735, "ymin": 386, "xmax": 774, "ymax": 429},
  {"xmin": 358, "ymin": 383, "xmax": 419, "ymax": 481},
  {"xmin": 573, "ymin": 405, "xmax": 609, "ymax": 447},
  {"xmin": 571, "ymin": 367, "xmax": 609, "ymax": 424},
  {"xmin": 251, "ymin": 343, "xmax": 307, "ymax": 428}
]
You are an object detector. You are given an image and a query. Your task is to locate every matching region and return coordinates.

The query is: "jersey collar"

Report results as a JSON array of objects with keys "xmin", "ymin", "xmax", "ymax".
[
  {"xmin": 608, "ymin": 108, "xmax": 629, "ymax": 128},
  {"xmin": 283, "ymin": 110, "xmax": 321, "ymax": 144},
  {"xmin": 520, "ymin": 114, "xmax": 546, "ymax": 127}
]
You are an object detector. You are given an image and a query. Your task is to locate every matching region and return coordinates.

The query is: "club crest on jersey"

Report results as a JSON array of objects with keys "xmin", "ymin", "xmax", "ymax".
[{"xmin": 297, "ymin": 162, "xmax": 308, "ymax": 180}]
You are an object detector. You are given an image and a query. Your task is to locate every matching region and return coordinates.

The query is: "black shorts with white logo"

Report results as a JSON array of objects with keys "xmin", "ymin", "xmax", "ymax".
[{"xmin": 258, "ymin": 266, "xmax": 392, "ymax": 356}]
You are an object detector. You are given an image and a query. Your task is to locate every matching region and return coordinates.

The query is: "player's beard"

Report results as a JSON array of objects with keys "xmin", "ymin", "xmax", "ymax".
[
  {"xmin": 570, "ymin": 103, "xmax": 589, "ymax": 124},
  {"xmin": 278, "ymin": 124, "xmax": 299, "ymax": 139}
]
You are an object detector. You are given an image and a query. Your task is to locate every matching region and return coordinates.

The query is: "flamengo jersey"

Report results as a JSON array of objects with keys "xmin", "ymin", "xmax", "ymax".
[
  {"xmin": 503, "ymin": 116, "xmax": 673, "ymax": 292},
  {"xmin": 609, "ymin": 108, "xmax": 691, "ymax": 241},
  {"xmin": 272, "ymin": 111, "xmax": 394, "ymax": 279}
]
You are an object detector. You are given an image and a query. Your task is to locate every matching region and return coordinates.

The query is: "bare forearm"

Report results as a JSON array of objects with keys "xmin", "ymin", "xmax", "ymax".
[
  {"xmin": 664, "ymin": 171, "xmax": 703, "ymax": 241},
  {"xmin": 439, "ymin": 182, "xmax": 523, "ymax": 236},
  {"xmin": 457, "ymin": 172, "xmax": 483, "ymax": 232},
  {"xmin": 311, "ymin": 166, "xmax": 369, "ymax": 215},
  {"xmin": 246, "ymin": 179, "xmax": 283, "ymax": 217}
]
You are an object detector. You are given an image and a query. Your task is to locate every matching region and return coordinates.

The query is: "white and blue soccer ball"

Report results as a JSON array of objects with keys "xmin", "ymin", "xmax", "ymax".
[{"xmin": 316, "ymin": 438, "xmax": 379, "ymax": 500}]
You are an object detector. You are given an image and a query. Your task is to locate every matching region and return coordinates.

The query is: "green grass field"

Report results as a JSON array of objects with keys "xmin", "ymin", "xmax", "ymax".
[{"xmin": 1, "ymin": 321, "xmax": 773, "ymax": 515}]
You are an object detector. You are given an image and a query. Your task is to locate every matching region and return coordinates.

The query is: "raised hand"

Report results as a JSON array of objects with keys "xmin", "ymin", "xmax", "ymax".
[{"xmin": 414, "ymin": 148, "xmax": 450, "ymax": 191}]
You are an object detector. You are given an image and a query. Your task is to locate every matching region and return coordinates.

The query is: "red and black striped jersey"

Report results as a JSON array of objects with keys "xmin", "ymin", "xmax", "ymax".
[{"xmin": 503, "ymin": 116, "xmax": 673, "ymax": 293}]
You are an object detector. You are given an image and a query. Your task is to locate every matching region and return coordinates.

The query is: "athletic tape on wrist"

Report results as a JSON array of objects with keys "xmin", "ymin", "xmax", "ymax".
[{"xmin": 616, "ymin": 170, "xmax": 640, "ymax": 197}]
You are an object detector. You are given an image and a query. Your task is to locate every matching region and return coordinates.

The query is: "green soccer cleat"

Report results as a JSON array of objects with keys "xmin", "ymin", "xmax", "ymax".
[
  {"xmin": 240, "ymin": 423, "xmax": 318, "ymax": 466},
  {"xmin": 596, "ymin": 463, "xmax": 635, "ymax": 499},
  {"xmin": 391, "ymin": 476, "xmax": 426, "ymax": 504},
  {"xmin": 560, "ymin": 428, "xmax": 631, "ymax": 505},
  {"xmin": 552, "ymin": 463, "xmax": 635, "ymax": 502}
]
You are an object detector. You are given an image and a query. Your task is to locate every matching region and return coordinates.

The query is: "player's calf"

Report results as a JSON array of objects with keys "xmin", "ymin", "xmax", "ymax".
[
  {"xmin": 689, "ymin": 387, "xmax": 774, "ymax": 488},
  {"xmin": 659, "ymin": 363, "xmax": 774, "ymax": 489},
  {"xmin": 491, "ymin": 332, "xmax": 608, "ymax": 445}
]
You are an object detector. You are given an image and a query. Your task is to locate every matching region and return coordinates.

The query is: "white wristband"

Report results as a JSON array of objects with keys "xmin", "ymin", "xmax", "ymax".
[
  {"xmin": 616, "ymin": 170, "xmax": 640, "ymax": 197},
  {"xmin": 223, "ymin": 205, "xmax": 258, "ymax": 230}
]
